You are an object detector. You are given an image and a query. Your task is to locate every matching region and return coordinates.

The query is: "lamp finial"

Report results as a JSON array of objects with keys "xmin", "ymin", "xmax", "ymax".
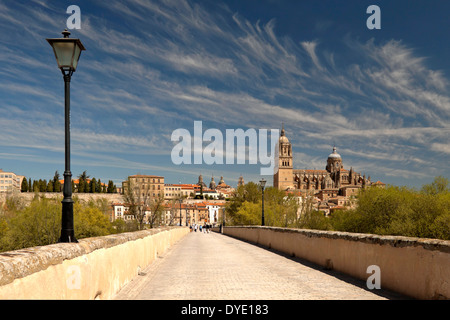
[{"xmin": 62, "ymin": 29, "xmax": 71, "ymax": 38}]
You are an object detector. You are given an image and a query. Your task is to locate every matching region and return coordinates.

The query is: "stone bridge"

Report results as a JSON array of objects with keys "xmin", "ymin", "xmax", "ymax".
[{"xmin": 0, "ymin": 226, "xmax": 448, "ymax": 300}]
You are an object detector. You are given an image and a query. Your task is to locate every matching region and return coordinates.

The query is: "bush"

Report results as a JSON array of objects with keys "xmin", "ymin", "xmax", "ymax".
[
  {"xmin": 328, "ymin": 177, "xmax": 450, "ymax": 240},
  {"xmin": 0, "ymin": 195, "xmax": 116, "ymax": 252},
  {"xmin": 298, "ymin": 210, "xmax": 332, "ymax": 231}
]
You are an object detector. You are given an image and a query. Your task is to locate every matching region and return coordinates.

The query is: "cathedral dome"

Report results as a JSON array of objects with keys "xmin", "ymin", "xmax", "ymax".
[
  {"xmin": 328, "ymin": 147, "xmax": 341, "ymax": 159},
  {"xmin": 279, "ymin": 126, "xmax": 289, "ymax": 143}
]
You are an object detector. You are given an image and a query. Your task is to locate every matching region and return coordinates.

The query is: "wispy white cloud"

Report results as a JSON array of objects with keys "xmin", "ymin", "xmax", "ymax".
[{"xmin": 0, "ymin": 0, "xmax": 449, "ymax": 186}]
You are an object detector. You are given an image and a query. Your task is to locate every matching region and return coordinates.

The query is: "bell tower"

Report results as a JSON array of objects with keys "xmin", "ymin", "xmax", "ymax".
[{"xmin": 274, "ymin": 125, "xmax": 293, "ymax": 190}]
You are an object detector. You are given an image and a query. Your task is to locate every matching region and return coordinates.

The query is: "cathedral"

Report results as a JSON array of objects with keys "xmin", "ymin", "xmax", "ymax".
[{"xmin": 274, "ymin": 126, "xmax": 383, "ymax": 208}]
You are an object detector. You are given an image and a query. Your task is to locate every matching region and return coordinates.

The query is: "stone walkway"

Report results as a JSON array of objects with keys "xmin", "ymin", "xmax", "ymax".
[{"xmin": 113, "ymin": 231, "xmax": 404, "ymax": 300}]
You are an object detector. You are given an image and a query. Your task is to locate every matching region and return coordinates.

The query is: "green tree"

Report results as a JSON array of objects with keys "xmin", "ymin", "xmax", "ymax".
[
  {"xmin": 107, "ymin": 180, "xmax": 115, "ymax": 193},
  {"xmin": 233, "ymin": 201, "xmax": 261, "ymax": 225},
  {"xmin": 328, "ymin": 208, "xmax": 365, "ymax": 233},
  {"xmin": 77, "ymin": 171, "xmax": 89, "ymax": 193},
  {"xmin": 111, "ymin": 218, "xmax": 129, "ymax": 233},
  {"xmin": 147, "ymin": 193, "xmax": 165, "ymax": 228},
  {"xmin": 32, "ymin": 180, "xmax": 38, "ymax": 192},
  {"xmin": 328, "ymin": 178, "xmax": 450, "ymax": 240},
  {"xmin": 0, "ymin": 217, "xmax": 9, "ymax": 250},
  {"xmin": 46, "ymin": 180, "xmax": 54, "ymax": 192},
  {"xmin": 122, "ymin": 177, "xmax": 138, "ymax": 225},
  {"xmin": 421, "ymin": 176, "xmax": 449, "ymax": 195},
  {"xmin": 1, "ymin": 196, "xmax": 61, "ymax": 251},
  {"xmin": 52, "ymin": 171, "xmax": 61, "ymax": 192},
  {"xmin": 298, "ymin": 209, "xmax": 332, "ymax": 230},
  {"xmin": 96, "ymin": 178, "xmax": 103, "ymax": 193},
  {"xmin": 89, "ymin": 177, "xmax": 97, "ymax": 193},
  {"xmin": 21, "ymin": 178, "xmax": 28, "ymax": 192},
  {"xmin": 38, "ymin": 179, "xmax": 47, "ymax": 192},
  {"xmin": 74, "ymin": 200, "xmax": 113, "ymax": 238},
  {"xmin": 0, "ymin": 196, "xmax": 117, "ymax": 253},
  {"xmin": 226, "ymin": 183, "xmax": 298, "ymax": 227},
  {"xmin": 262, "ymin": 187, "xmax": 299, "ymax": 227}
]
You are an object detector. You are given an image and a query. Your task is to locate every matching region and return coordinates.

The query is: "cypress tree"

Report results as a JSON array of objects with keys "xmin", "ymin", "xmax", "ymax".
[
  {"xmin": 47, "ymin": 180, "xmax": 54, "ymax": 192},
  {"xmin": 89, "ymin": 178, "xmax": 97, "ymax": 193},
  {"xmin": 21, "ymin": 178, "xmax": 28, "ymax": 192},
  {"xmin": 107, "ymin": 180, "xmax": 115, "ymax": 193},
  {"xmin": 96, "ymin": 178, "xmax": 102, "ymax": 193},
  {"xmin": 53, "ymin": 171, "xmax": 61, "ymax": 192}
]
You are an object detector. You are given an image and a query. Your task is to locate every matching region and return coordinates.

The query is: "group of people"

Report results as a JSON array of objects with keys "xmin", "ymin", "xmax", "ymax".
[{"xmin": 190, "ymin": 224, "xmax": 212, "ymax": 233}]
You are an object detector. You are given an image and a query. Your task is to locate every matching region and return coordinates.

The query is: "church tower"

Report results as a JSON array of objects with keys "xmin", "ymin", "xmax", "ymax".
[
  {"xmin": 237, "ymin": 175, "xmax": 244, "ymax": 187},
  {"xmin": 273, "ymin": 125, "xmax": 293, "ymax": 190}
]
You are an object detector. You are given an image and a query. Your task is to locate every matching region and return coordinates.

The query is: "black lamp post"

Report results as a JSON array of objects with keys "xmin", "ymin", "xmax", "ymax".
[
  {"xmin": 260, "ymin": 178, "xmax": 266, "ymax": 226},
  {"xmin": 222, "ymin": 207, "xmax": 226, "ymax": 227},
  {"xmin": 186, "ymin": 206, "xmax": 189, "ymax": 227},
  {"xmin": 47, "ymin": 29, "xmax": 85, "ymax": 243},
  {"xmin": 179, "ymin": 199, "xmax": 183, "ymax": 226}
]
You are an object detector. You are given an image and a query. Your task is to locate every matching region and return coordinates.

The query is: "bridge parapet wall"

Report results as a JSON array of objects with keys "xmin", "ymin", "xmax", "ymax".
[
  {"xmin": 222, "ymin": 226, "xmax": 450, "ymax": 300},
  {"xmin": 0, "ymin": 227, "xmax": 189, "ymax": 299}
]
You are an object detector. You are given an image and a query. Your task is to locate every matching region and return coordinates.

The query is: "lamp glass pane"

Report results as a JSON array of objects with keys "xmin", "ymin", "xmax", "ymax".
[
  {"xmin": 52, "ymin": 41, "xmax": 75, "ymax": 69},
  {"xmin": 72, "ymin": 44, "xmax": 81, "ymax": 70}
]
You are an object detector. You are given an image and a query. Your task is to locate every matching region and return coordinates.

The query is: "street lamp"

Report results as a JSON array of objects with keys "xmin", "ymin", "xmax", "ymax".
[
  {"xmin": 47, "ymin": 29, "xmax": 85, "ymax": 243},
  {"xmin": 221, "ymin": 206, "xmax": 226, "ymax": 234},
  {"xmin": 259, "ymin": 178, "xmax": 266, "ymax": 226},
  {"xmin": 222, "ymin": 207, "xmax": 226, "ymax": 227},
  {"xmin": 178, "ymin": 198, "xmax": 183, "ymax": 226}
]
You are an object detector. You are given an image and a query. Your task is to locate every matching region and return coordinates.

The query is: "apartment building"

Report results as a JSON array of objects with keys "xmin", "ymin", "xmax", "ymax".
[
  {"xmin": 0, "ymin": 169, "xmax": 25, "ymax": 193},
  {"xmin": 164, "ymin": 184, "xmax": 182, "ymax": 200},
  {"xmin": 122, "ymin": 174, "xmax": 164, "ymax": 198}
]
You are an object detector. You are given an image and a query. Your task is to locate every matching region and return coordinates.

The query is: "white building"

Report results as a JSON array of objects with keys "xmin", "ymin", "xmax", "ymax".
[
  {"xmin": 205, "ymin": 202, "xmax": 225, "ymax": 224},
  {"xmin": 0, "ymin": 169, "xmax": 25, "ymax": 193}
]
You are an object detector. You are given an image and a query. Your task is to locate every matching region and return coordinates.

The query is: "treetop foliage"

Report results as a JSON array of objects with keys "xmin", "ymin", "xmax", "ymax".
[
  {"xmin": 226, "ymin": 176, "xmax": 449, "ymax": 240},
  {"xmin": 0, "ymin": 195, "xmax": 117, "ymax": 253},
  {"xmin": 20, "ymin": 170, "xmax": 117, "ymax": 193}
]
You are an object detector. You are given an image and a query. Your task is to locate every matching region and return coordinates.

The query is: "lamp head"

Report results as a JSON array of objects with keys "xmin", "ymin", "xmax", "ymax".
[
  {"xmin": 47, "ymin": 29, "xmax": 85, "ymax": 73},
  {"xmin": 259, "ymin": 178, "xmax": 267, "ymax": 188}
]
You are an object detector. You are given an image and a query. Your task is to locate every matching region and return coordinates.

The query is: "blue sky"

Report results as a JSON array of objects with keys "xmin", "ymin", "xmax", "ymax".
[{"xmin": 0, "ymin": 0, "xmax": 449, "ymax": 189}]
